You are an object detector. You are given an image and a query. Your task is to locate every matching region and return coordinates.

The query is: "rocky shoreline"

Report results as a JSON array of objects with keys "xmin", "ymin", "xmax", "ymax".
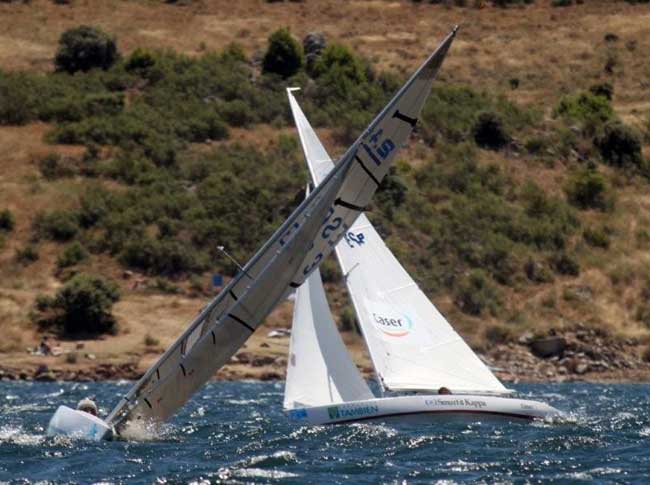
[
  {"xmin": 2, "ymin": 326, "xmax": 649, "ymax": 384},
  {"xmin": 486, "ymin": 325, "xmax": 650, "ymax": 384}
]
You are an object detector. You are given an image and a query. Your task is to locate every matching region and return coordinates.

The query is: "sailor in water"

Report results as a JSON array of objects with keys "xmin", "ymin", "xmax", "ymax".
[{"xmin": 76, "ymin": 397, "xmax": 98, "ymax": 416}]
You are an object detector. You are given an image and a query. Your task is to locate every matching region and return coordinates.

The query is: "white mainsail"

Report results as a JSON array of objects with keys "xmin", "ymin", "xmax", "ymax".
[
  {"xmin": 287, "ymin": 42, "xmax": 507, "ymax": 394},
  {"xmin": 284, "ymin": 268, "xmax": 373, "ymax": 409},
  {"xmin": 106, "ymin": 27, "xmax": 459, "ymax": 430}
]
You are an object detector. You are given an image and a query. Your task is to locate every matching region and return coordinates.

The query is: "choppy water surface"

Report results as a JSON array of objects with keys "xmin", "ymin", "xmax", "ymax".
[{"xmin": 1, "ymin": 381, "xmax": 650, "ymax": 483}]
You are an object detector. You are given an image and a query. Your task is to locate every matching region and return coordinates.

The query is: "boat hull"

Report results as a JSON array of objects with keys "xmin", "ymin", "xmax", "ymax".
[
  {"xmin": 47, "ymin": 405, "xmax": 112, "ymax": 441},
  {"xmin": 286, "ymin": 394, "xmax": 560, "ymax": 425}
]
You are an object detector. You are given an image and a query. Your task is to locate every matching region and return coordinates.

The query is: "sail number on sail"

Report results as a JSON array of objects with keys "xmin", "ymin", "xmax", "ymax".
[{"xmin": 302, "ymin": 206, "xmax": 350, "ymax": 275}]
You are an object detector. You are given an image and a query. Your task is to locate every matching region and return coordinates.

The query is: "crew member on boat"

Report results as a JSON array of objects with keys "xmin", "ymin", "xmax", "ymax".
[{"xmin": 77, "ymin": 398, "xmax": 98, "ymax": 416}]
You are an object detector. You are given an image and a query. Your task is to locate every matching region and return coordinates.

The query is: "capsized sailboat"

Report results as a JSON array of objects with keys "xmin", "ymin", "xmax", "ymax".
[
  {"xmin": 47, "ymin": 26, "xmax": 460, "ymax": 440},
  {"xmin": 284, "ymin": 57, "xmax": 561, "ymax": 424}
]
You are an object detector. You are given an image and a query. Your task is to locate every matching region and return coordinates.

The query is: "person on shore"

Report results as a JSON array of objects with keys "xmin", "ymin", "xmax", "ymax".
[
  {"xmin": 437, "ymin": 387, "xmax": 452, "ymax": 395},
  {"xmin": 38, "ymin": 336, "xmax": 52, "ymax": 356},
  {"xmin": 76, "ymin": 397, "xmax": 98, "ymax": 417}
]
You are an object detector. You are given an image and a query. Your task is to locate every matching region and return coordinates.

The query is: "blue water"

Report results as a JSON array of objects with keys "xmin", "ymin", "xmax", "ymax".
[{"xmin": 1, "ymin": 381, "xmax": 650, "ymax": 483}]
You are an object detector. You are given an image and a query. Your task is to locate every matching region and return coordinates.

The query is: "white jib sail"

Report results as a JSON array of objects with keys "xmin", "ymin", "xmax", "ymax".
[
  {"xmin": 107, "ymin": 28, "xmax": 459, "ymax": 430},
  {"xmin": 284, "ymin": 268, "xmax": 373, "ymax": 409},
  {"xmin": 287, "ymin": 36, "xmax": 507, "ymax": 395}
]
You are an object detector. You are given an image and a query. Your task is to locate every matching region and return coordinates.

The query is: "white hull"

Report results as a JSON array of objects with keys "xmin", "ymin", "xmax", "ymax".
[
  {"xmin": 286, "ymin": 394, "xmax": 560, "ymax": 425},
  {"xmin": 47, "ymin": 406, "xmax": 112, "ymax": 441}
]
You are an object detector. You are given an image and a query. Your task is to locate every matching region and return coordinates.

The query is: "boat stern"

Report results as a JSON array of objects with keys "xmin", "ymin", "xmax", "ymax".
[{"xmin": 47, "ymin": 405, "xmax": 112, "ymax": 441}]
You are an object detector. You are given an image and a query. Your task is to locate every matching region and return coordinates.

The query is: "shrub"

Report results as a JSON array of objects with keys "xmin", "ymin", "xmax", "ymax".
[
  {"xmin": 56, "ymin": 242, "xmax": 89, "ymax": 268},
  {"xmin": 36, "ymin": 273, "xmax": 120, "ymax": 336},
  {"xmin": 636, "ymin": 303, "xmax": 650, "ymax": 329},
  {"xmin": 484, "ymin": 324, "xmax": 514, "ymax": 344},
  {"xmin": 0, "ymin": 209, "xmax": 14, "ymax": 232},
  {"xmin": 319, "ymin": 258, "xmax": 340, "ymax": 284},
  {"xmin": 38, "ymin": 153, "xmax": 74, "ymax": 179},
  {"xmin": 472, "ymin": 111, "xmax": 510, "ymax": 150},
  {"xmin": 33, "ymin": 210, "xmax": 80, "ymax": 241},
  {"xmin": 262, "ymin": 28, "xmax": 303, "ymax": 78},
  {"xmin": 0, "ymin": 71, "xmax": 39, "ymax": 125},
  {"xmin": 595, "ymin": 121, "xmax": 643, "ymax": 169},
  {"xmin": 589, "ymin": 82, "xmax": 614, "ymax": 101},
  {"xmin": 564, "ymin": 169, "xmax": 612, "ymax": 211},
  {"xmin": 552, "ymin": 252, "xmax": 580, "ymax": 276},
  {"xmin": 524, "ymin": 259, "xmax": 554, "ymax": 283},
  {"xmin": 55, "ymin": 26, "xmax": 119, "ymax": 73},
  {"xmin": 553, "ymin": 91, "xmax": 613, "ymax": 133},
  {"xmin": 339, "ymin": 306, "xmax": 358, "ymax": 332},
  {"xmin": 119, "ymin": 237, "xmax": 206, "ymax": 276},
  {"xmin": 453, "ymin": 270, "xmax": 500, "ymax": 316},
  {"xmin": 144, "ymin": 333, "xmax": 160, "ymax": 347},
  {"xmin": 15, "ymin": 245, "xmax": 39, "ymax": 265},
  {"xmin": 583, "ymin": 226, "xmax": 611, "ymax": 249}
]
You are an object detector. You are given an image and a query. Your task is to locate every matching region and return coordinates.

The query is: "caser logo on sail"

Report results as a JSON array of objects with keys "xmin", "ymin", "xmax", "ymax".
[{"xmin": 371, "ymin": 311, "xmax": 413, "ymax": 337}]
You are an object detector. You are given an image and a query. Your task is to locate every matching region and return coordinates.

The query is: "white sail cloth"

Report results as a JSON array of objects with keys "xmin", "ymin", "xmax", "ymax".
[
  {"xmin": 106, "ymin": 26, "xmax": 460, "ymax": 430},
  {"xmin": 284, "ymin": 269, "xmax": 373, "ymax": 409},
  {"xmin": 287, "ymin": 40, "xmax": 507, "ymax": 394}
]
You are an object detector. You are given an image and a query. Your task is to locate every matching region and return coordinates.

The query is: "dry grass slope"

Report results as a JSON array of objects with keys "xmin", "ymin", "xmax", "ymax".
[{"xmin": 1, "ymin": 0, "xmax": 650, "ymax": 379}]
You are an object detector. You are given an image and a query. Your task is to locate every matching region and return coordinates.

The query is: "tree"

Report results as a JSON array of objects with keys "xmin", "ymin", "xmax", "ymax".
[
  {"xmin": 55, "ymin": 26, "xmax": 119, "ymax": 73},
  {"xmin": 36, "ymin": 273, "xmax": 120, "ymax": 337},
  {"xmin": 0, "ymin": 209, "xmax": 14, "ymax": 232},
  {"xmin": 472, "ymin": 111, "xmax": 510, "ymax": 150},
  {"xmin": 262, "ymin": 28, "xmax": 303, "ymax": 78},
  {"xmin": 564, "ymin": 168, "xmax": 612, "ymax": 211},
  {"xmin": 595, "ymin": 121, "xmax": 643, "ymax": 168}
]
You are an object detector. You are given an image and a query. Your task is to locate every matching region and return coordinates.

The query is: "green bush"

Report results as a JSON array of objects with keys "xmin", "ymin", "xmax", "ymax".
[
  {"xmin": 472, "ymin": 111, "xmax": 510, "ymax": 150},
  {"xmin": 56, "ymin": 242, "xmax": 89, "ymax": 268},
  {"xmin": 636, "ymin": 303, "xmax": 650, "ymax": 328},
  {"xmin": 553, "ymin": 91, "xmax": 613, "ymax": 133},
  {"xmin": 484, "ymin": 324, "xmax": 514, "ymax": 344},
  {"xmin": 453, "ymin": 270, "xmax": 500, "ymax": 316},
  {"xmin": 36, "ymin": 273, "xmax": 120, "ymax": 336},
  {"xmin": 0, "ymin": 209, "xmax": 14, "ymax": 232},
  {"xmin": 595, "ymin": 121, "xmax": 643, "ymax": 169},
  {"xmin": 524, "ymin": 258, "xmax": 554, "ymax": 283},
  {"xmin": 38, "ymin": 153, "xmax": 75, "ymax": 180},
  {"xmin": 55, "ymin": 26, "xmax": 119, "ymax": 73},
  {"xmin": 339, "ymin": 306, "xmax": 358, "ymax": 332},
  {"xmin": 15, "ymin": 245, "xmax": 39, "ymax": 265},
  {"xmin": 552, "ymin": 252, "xmax": 580, "ymax": 276},
  {"xmin": 262, "ymin": 28, "xmax": 303, "ymax": 78},
  {"xmin": 589, "ymin": 82, "xmax": 614, "ymax": 101},
  {"xmin": 583, "ymin": 226, "xmax": 611, "ymax": 249},
  {"xmin": 33, "ymin": 210, "xmax": 80, "ymax": 241},
  {"xmin": 564, "ymin": 168, "xmax": 612, "ymax": 211},
  {"xmin": 0, "ymin": 71, "xmax": 40, "ymax": 125},
  {"xmin": 119, "ymin": 237, "xmax": 207, "ymax": 276},
  {"xmin": 419, "ymin": 85, "xmax": 535, "ymax": 146}
]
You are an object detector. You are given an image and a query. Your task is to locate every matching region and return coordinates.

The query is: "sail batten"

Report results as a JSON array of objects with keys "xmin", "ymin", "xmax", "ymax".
[{"xmin": 287, "ymin": 28, "xmax": 508, "ymax": 396}]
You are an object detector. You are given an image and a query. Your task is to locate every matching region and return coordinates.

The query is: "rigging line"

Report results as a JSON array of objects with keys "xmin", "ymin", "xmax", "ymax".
[{"xmin": 379, "ymin": 282, "xmax": 418, "ymax": 296}]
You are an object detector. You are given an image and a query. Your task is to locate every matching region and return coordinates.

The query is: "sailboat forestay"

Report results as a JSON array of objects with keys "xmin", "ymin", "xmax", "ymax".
[
  {"xmin": 47, "ymin": 26, "xmax": 463, "ymax": 440},
  {"xmin": 283, "ymin": 40, "xmax": 561, "ymax": 425}
]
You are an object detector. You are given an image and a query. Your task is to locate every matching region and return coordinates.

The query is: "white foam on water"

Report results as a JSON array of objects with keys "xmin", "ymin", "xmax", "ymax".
[
  {"xmin": 235, "ymin": 468, "xmax": 300, "ymax": 479},
  {"xmin": 118, "ymin": 419, "xmax": 171, "ymax": 442},
  {"xmin": 0, "ymin": 425, "xmax": 45, "ymax": 446}
]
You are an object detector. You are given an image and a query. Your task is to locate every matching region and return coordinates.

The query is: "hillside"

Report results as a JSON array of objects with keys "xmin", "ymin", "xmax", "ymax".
[{"xmin": 1, "ymin": 0, "xmax": 650, "ymax": 383}]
